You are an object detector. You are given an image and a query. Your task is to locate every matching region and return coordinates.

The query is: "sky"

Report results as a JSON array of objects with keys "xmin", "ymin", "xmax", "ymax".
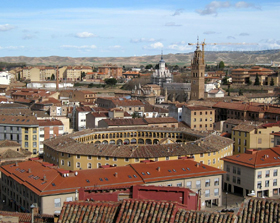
[{"xmin": 0, "ymin": 0, "xmax": 279, "ymax": 57}]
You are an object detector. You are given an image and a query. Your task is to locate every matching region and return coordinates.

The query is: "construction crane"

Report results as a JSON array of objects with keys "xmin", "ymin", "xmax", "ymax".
[{"xmin": 188, "ymin": 38, "xmax": 258, "ymax": 63}]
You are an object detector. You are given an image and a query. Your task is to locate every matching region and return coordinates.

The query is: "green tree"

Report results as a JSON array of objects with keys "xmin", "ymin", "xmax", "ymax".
[
  {"xmin": 222, "ymin": 77, "xmax": 229, "ymax": 85},
  {"xmin": 270, "ymin": 78, "xmax": 275, "ymax": 86},
  {"xmin": 105, "ymin": 78, "xmax": 117, "ymax": 87},
  {"xmin": 254, "ymin": 73, "xmax": 260, "ymax": 85},
  {"xmin": 218, "ymin": 61, "xmax": 225, "ymax": 70},
  {"xmin": 247, "ymin": 80, "xmax": 252, "ymax": 85},
  {"xmin": 145, "ymin": 64, "xmax": 153, "ymax": 69},
  {"xmin": 81, "ymin": 71, "xmax": 86, "ymax": 80},
  {"xmin": 51, "ymin": 74, "xmax": 55, "ymax": 80}
]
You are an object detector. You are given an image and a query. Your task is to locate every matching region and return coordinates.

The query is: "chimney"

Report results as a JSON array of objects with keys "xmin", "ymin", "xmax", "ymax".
[
  {"xmin": 56, "ymin": 65, "xmax": 59, "ymax": 91},
  {"xmin": 43, "ymin": 175, "xmax": 47, "ymax": 181},
  {"xmin": 196, "ymin": 163, "xmax": 200, "ymax": 168},
  {"xmin": 157, "ymin": 167, "xmax": 160, "ymax": 172},
  {"xmin": 15, "ymin": 162, "xmax": 18, "ymax": 166},
  {"xmin": 114, "ymin": 172, "xmax": 118, "ymax": 177},
  {"xmin": 28, "ymin": 168, "xmax": 31, "ymax": 173}
]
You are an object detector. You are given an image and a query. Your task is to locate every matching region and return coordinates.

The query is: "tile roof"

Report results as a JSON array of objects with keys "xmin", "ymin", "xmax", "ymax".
[
  {"xmin": 0, "ymin": 140, "xmax": 20, "ymax": 147},
  {"xmin": 97, "ymin": 97, "xmax": 144, "ymax": 107},
  {"xmin": 38, "ymin": 119, "xmax": 63, "ymax": 126},
  {"xmin": 144, "ymin": 117, "xmax": 177, "ymax": 124},
  {"xmin": 185, "ymin": 105, "xmax": 215, "ymax": 111},
  {"xmin": 221, "ymin": 147, "xmax": 280, "ymax": 168},
  {"xmin": 101, "ymin": 118, "xmax": 147, "ymax": 126},
  {"xmin": 58, "ymin": 201, "xmax": 119, "ymax": 223},
  {"xmin": 0, "ymin": 149, "xmax": 27, "ymax": 159},
  {"xmin": 0, "ymin": 211, "xmax": 53, "ymax": 222},
  {"xmin": 76, "ymin": 106, "xmax": 93, "ymax": 112},
  {"xmin": 0, "ymin": 115, "xmax": 38, "ymax": 126},
  {"xmin": 144, "ymin": 103, "xmax": 169, "ymax": 113}
]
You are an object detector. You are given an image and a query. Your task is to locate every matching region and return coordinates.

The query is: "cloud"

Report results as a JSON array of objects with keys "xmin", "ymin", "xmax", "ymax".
[
  {"xmin": 259, "ymin": 39, "xmax": 280, "ymax": 49},
  {"xmin": 75, "ymin": 32, "xmax": 97, "ymax": 38},
  {"xmin": 61, "ymin": 45, "xmax": 97, "ymax": 50},
  {"xmin": 227, "ymin": 36, "xmax": 236, "ymax": 39},
  {"xmin": 130, "ymin": 38, "xmax": 158, "ymax": 43},
  {"xmin": 0, "ymin": 24, "xmax": 15, "ymax": 31},
  {"xmin": 22, "ymin": 34, "xmax": 36, "ymax": 40},
  {"xmin": 108, "ymin": 45, "xmax": 122, "ymax": 50},
  {"xmin": 143, "ymin": 42, "xmax": 164, "ymax": 50},
  {"xmin": 165, "ymin": 22, "xmax": 182, "ymax": 27},
  {"xmin": 0, "ymin": 46, "xmax": 24, "ymax": 50},
  {"xmin": 239, "ymin": 32, "xmax": 249, "ymax": 36},
  {"xmin": 196, "ymin": 1, "xmax": 261, "ymax": 16},
  {"xmin": 172, "ymin": 9, "xmax": 184, "ymax": 16},
  {"xmin": 167, "ymin": 44, "xmax": 192, "ymax": 51},
  {"xmin": 203, "ymin": 31, "xmax": 218, "ymax": 35}
]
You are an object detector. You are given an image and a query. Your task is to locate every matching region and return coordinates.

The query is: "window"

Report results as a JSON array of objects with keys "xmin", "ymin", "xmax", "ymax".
[
  {"xmin": 208, "ymin": 152, "xmax": 210, "ymax": 156},
  {"xmin": 205, "ymin": 179, "xmax": 210, "ymax": 187},
  {"xmin": 214, "ymin": 178, "xmax": 219, "ymax": 186},
  {"xmin": 125, "ymin": 158, "xmax": 129, "ymax": 162},
  {"xmin": 33, "ymin": 128, "xmax": 37, "ymax": 133},
  {"xmin": 186, "ymin": 181, "xmax": 192, "ymax": 188},
  {"xmin": 33, "ymin": 135, "xmax": 37, "ymax": 140},
  {"xmin": 66, "ymin": 197, "xmax": 73, "ymax": 202},
  {"xmin": 88, "ymin": 163, "xmax": 92, "ymax": 169},
  {"xmin": 273, "ymin": 179, "xmax": 277, "ymax": 186},
  {"xmin": 200, "ymin": 118, "xmax": 202, "ymax": 122},
  {"xmin": 258, "ymin": 138, "xmax": 262, "ymax": 144},
  {"xmin": 273, "ymin": 169, "xmax": 278, "ymax": 177},
  {"xmin": 233, "ymin": 176, "xmax": 236, "ymax": 183},
  {"xmin": 196, "ymin": 180, "xmax": 201, "ymax": 188},
  {"xmin": 205, "ymin": 190, "xmax": 210, "ymax": 197},
  {"xmin": 67, "ymin": 154, "xmax": 71, "ymax": 158},
  {"xmin": 67, "ymin": 161, "xmax": 71, "ymax": 167},
  {"xmin": 105, "ymin": 156, "xmax": 109, "ymax": 160},
  {"xmin": 54, "ymin": 198, "xmax": 61, "ymax": 207},
  {"xmin": 166, "ymin": 157, "xmax": 169, "ymax": 160},
  {"xmin": 237, "ymin": 177, "xmax": 241, "ymax": 185},
  {"xmin": 258, "ymin": 171, "xmax": 262, "ymax": 179},
  {"xmin": 200, "ymin": 153, "xmax": 203, "ymax": 157},
  {"xmin": 135, "ymin": 158, "xmax": 139, "ymax": 162},
  {"xmin": 88, "ymin": 155, "xmax": 92, "ymax": 159},
  {"xmin": 25, "ymin": 135, "xmax": 28, "ymax": 140},
  {"xmin": 33, "ymin": 142, "xmax": 37, "ymax": 148},
  {"xmin": 97, "ymin": 156, "xmax": 101, "ymax": 160},
  {"xmin": 33, "ymin": 149, "xmax": 37, "ymax": 154},
  {"xmin": 266, "ymin": 170, "xmax": 270, "ymax": 178},
  {"xmin": 213, "ymin": 159, "xmax": 215, "ymax": 164},
  {"xmin": 208, "ymin": 160, "xmax": 211, "ymax": 165},
  {"xmin": 194, "ymin": 118, "xmax": 196, "ymax": 122},
  {"xmin": 25, "ymin": 142, "xmax": 28, "ymax": 148},
  {"xmin": 226, "ymin": 165, "xmax": 230, "ymax": 172},
  {"xmin": 113, "ymin": 157, "xmax": 117, "ymax": 161},
  {"xmin": 76, "ymin": 162, "xmax": 80, "ymax": 168},
  {"xmin": 77, "ymin": 155, "xmax": 80, "ymax": 159},
  {"xmin": 265, "ymin": 180, "xmax": 269, "ymax": 187},
  {"xmin": 177, "ymin": 183, "xmax": 182, "ymax": 187},
  {"xmin": 237, "ymin": 168, "xmax": 241, "ymax": 175},
  {"xmin": 61, "ymin": 160, "xmax": 64, "ymax": 165},
  {"xmin": 200, "ymin": 112, "xmax": 202, "ymax": 115},
  {"xmin": 61, "ymin": 153, "xmax": 64, "ymax": 157},
  {"xmin": 25, "ymin": 128, "xmax": 28, "ymax": 133},
  {"xmin": 214, "ymin": 188, "xmax": 219, "ymax": 196},
  {"xmin": 226, "ymin": 174, "xmax": 229, "ymax": 181},
  {"xmin": 257, "ymin": 181, "xmax": 262, "ymax": 189}
]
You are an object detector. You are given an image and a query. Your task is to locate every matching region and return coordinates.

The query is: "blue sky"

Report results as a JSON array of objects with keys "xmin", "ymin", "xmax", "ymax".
[{"xmin": 0, "ymin": 0, "xmax": 279, "ymax": 57}]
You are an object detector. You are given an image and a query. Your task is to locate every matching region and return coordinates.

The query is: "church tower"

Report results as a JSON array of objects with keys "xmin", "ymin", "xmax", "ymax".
[{"xmin": 190, "ymin": 39, "xmax": 205, "ymax": 100}]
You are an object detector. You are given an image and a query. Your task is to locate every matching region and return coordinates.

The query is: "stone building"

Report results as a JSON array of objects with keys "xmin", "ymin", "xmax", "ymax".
[{"xmin": 151, "ymin": 54, "xmax": 172, "ymax": 87}]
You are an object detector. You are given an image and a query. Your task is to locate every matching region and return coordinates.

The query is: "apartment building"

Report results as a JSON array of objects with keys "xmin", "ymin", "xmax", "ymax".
[
  {"xmin": 98, "ymin": 64, "xmax": 122, "ymax": 79},
  {"xmin": 0, "ymin": 115, "xmax": 39, "ymax": 156},
  {"xmin": 62, "ymin": 66, "xmax": 93, "ymax": 81},
  {"xmin": 182, "ymin": 105, "xmax": 215, "ymax": 131},
  {"xmin": 222, "ymin": 147, "xmax": 280, "ymax": 197},
  {"xmin": 231, "ymin": 121, "xmax": 280, "ymax": 155},
  {"xmin": 0, "ymin": 158, "xmax": 224, "ymax": 214},
  {"xmin": 20, "ymin": 66, "xmax": 57, "ymax": 81}
]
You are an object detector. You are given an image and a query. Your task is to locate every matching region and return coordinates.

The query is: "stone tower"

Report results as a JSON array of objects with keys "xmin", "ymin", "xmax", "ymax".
[{"xmin": 190, "ymin": 40, "xmax": 205, "ymax": 100}]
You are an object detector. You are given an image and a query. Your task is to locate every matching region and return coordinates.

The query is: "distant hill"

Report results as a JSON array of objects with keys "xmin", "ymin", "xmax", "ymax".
[{"xmin": 0, "ymin": 50, "xmax": 279, "ymax": 67}]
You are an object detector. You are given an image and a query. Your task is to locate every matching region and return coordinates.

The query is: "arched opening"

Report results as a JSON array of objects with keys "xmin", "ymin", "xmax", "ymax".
[
  {"xmin": 95, "ymin": 141, "xmax": 101, "ymax": 144},
  {"xmin": 131, "ymin": 138, "xmax": 137, "ymax": 144},
  {"xmin": 102, "ymin": 140, "xmax": 108, "ymax": 144},
  {"xmin": 176, "ymin": 140, "xmax": 182, "ymax": 143},
  {"xmin": 124, "ymin": 139, "xmax": 130, "ymax": 145},
  {"xmin": 153, "ymin": 139, "xmax": 159, "ymax": 144},
  {"xmin": 110, "ymin": 140, "xmax": 115, "ymax": 145},
  {"xmin": 117, "ymin": 139, "xmax": 122, "ymax": 145},
  {"xmin": 138, "ymin": 139, "xmax": 144, "ymax": 144},
  {"xmin": 146, "ymin": 139, "xmax": 152, "ymax": 144}
]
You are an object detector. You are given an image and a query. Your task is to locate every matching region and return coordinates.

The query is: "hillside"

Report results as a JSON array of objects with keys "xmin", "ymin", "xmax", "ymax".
[{"xmin": 0, "ymin": 50, "xmax": 279, "ymax": 67}]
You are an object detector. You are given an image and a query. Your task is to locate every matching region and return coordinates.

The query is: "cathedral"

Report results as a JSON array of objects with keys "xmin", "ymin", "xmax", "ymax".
[{"xmin": 151, "ymin": 54, "xmax": 172, "ymax": 87}]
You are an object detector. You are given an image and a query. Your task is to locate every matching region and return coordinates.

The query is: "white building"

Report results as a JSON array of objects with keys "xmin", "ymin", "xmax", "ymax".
[
  {"xmin": 151, "ymin": 54, "xmax": 172, "ymax": 87},
  {"xmin": 0, "ymin": 71, "xmax": 11, "ymax": 85}
]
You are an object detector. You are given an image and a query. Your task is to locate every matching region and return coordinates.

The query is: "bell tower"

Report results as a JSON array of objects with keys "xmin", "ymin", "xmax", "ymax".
[{"xmin": 190, "ymin": 38, "xmax": 205, "ymax": 100}]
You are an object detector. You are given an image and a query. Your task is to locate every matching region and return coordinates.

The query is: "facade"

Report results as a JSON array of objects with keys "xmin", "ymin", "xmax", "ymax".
[
  {"xmin": 231, "ymin": 68, "xmax": 250, "ymax": 84},
  {"xmin": 190, "ymin": 43, "xmax": 205, "ymax": 100},
  {"xmin": 38, "ymin": 119, "xmax": 64, "ymax": 154},
  {"xmin": 75, "ymin": 106, "xmax": 93, "ymax": 131},
  {"xmin": 151, "ymin": 54, "xmax": 172, "ymax": 87},
  {"xmin": 222, "ymin": 147, "xmax": 280, "ymax": 197},
  {"xmin": 0, "ymin": 71, "xmax": 11, "ymax": 85},
  {"xmin": 98, "ymin": 64, "xmax": 122, "ymax": 79},
  {"xmin": 231, "ymin": 121, "xmax": 280, "ymax": 155},
  {"xmin": 20, "ymin": 66, "xmax": 57, "ymax": 81},
  {"xmin": 0, "ymin": 158, "xmax": 224, "ymax": 215},
  {"xmin": 62, "ymin": 66, "xmax": 93, "ymax": 81},
  {"xmin": 0, "ymin": 115, "xmax": 39, "ymax": 156},
  {"xmin": 182, "ymin": 105, "xmax": 215, "ymax": 131},
  {"xmin": 43, "ymin": 128, "xmax": 233, "ymax": 171},
  {"xmin": 131, "ymin": 84, "xmax": 162, "ymax": 105}
]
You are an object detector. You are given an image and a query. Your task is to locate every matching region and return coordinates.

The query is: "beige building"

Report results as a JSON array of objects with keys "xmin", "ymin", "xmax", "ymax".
[
  {"xmin": 98, "ymin": 64, "xmax": 122, "ymax": 79},
  {"xmin": 182, "ymin": 105, "xmax": 215, "ymax": 131},
  {"xmin": 231, "ymin": 121, "xmax": 280, "ymax": 155},
  {"xmin": 61, "ymin": 66, "xmax": 93, "ymax": 81},
  {"xmin": 20, "ymin": 66, "xmax": 57, "ymax": 81},
  {"xmin": 0, "ymin": 158, "xmax": 224, "ymax": 214},
  {"xmin": 222, "ymin": 147, "xmax": 280, "ymax": 197}
]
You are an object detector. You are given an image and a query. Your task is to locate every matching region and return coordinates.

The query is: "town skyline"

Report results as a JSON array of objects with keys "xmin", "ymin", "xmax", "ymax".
[{"xmin": 0, "ymin": 0, "xmax": 279, "ymax": 57}]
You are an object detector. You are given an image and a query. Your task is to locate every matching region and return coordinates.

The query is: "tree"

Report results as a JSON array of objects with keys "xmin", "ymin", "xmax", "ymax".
[
  {"xmin": 254, "ymin": 73, "xmax": 260, "ymax": 85},
  {"xmin": 270, "ymin": 78, "xmax": 275, "ymax": 86},
  {"xmin": 238, "ymin": 88, "xmax": 243, "ymax": 96},
  {"xmin": 145, "ymin": 64, "xmax": 153, "ymax": 69},
  {"xmin": 218, "ymin": 61, "xmax": 225, "ymax": 70},
  {"xmin": 104, "ymin": 78, "xmax": 117, "ymax": 87},
  {"xmin": 222, "ymin": 77, "xmax": 229, "ymax": 85},
  {"xmin": 247, "ymin": 80, "xmax": 252, "ymax": 85},
  {"xmin": 51, "ymin": 74, "xmax": 55, "ymax": 80},
  {"xmin": 81, "ymin": 71, "xmax": 86, "ymax": 80}
]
